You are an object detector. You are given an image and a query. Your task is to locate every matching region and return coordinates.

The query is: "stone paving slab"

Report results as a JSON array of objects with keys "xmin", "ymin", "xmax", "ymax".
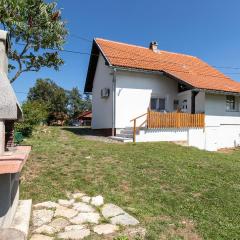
[
  {"xmin": 32, "ymin": 209, "xmax": 54, "ymax": 227},
  {"xmin": 54, "ymin": 205, "xmax": 78, "ymax": 219},
  {"xmin": 70, "ymin": 212, "xmax": 100, "ymax": 224},
  {"xmin": 29, "ymin": 192, "xmax": 144, "ymax": 239},
  {"xmin": 49, "ymin": 218, "xmax": 70, "ymax": 231},
  {"xmin": 110, "ymin": 213, "xmax": 140, "ymax": 226},
  {"xmin": 30, "ymin": 234, "xmax": 54, "ymax": 240},
  {"xmin": 57, "ymin": 228, "xmax": 90, "ymax": 239},
  {"xmin": 34, "ymin": 201, "xmax": 59, "ymax": 210},
  {"xmin": 93, "ymin": 224, "xmax": 119, "ymax": 235},
  {"xmin": 101, "ymin": 203, "xmax": 125, "ymax": 218}
]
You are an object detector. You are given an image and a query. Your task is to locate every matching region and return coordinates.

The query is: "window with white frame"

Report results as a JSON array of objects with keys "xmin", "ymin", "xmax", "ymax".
[
  {"xmin": 150, "ymin": 97, "xmax": 166, "ymax": 112},
  {"xmin": 226, "ymin": 95, "xmax": 238, "ymax": 111}
]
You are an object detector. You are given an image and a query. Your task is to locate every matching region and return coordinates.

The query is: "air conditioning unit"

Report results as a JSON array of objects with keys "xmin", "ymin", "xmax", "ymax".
[{"xmin": 101, "ymin": 88, "xmax": 110, "ymax": 98}]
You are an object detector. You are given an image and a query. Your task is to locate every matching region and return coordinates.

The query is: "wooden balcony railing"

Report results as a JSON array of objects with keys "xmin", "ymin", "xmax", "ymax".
[
  {"xmin": 147, "ymin": 111, "xmax": 205, "ymax": 129},
  {"xmin": 131, "ymin": 110, "xmax": 205, "ymax": 142}
]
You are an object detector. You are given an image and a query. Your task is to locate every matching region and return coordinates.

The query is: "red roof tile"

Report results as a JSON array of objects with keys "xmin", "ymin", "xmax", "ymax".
[
  {"xmin": 95, "ymin": 38, "xmax": 240, "ymax": 93},
  {"xmin": 78, "ymin": 111, "xmax": 92, "ymax": 119}
]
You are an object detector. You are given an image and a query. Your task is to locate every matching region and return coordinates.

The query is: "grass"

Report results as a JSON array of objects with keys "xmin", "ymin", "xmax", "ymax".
[{"xmin": 21, "ymin": 127, "xmax": 240, "ymax": 239}]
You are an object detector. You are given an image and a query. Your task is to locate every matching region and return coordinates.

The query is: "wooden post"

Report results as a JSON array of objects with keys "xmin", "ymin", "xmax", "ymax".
[{"xmin": 133, "ymin": 119, "xmax": 136, "ymax": 143}]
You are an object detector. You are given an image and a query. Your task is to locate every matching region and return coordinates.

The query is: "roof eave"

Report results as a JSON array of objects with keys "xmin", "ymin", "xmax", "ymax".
[{"xmin": 84, "ymin": 39, "xmax": 112, "ymax": 93}]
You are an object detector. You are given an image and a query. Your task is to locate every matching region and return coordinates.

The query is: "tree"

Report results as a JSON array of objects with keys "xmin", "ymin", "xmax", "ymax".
[
  {"xmin": 68, "ymin": 88, "xmax": 92, "ymax": 119},
  {"xmin": 28, "ymin": 78, "xmax": 68, "ymax": 124},
  {"xmin": 15, "ymin": 100, "xmax": 48, "ymax": 136},
  {"xmin": 0, "ymin": 0, "xmax": 68, "ymax": 83},
  {"xmin": 68, "ymin": 87, "xmax": 84, "ymax": 118},
  {"xmin": 83, "ymin": 93, "xmax": 92, "ymax": 111}
]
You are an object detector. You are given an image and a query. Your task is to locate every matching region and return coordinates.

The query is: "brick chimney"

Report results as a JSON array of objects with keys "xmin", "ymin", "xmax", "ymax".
[{"xmin": 149, "ymin": 41, "xmax": 159, "ymax": 53}]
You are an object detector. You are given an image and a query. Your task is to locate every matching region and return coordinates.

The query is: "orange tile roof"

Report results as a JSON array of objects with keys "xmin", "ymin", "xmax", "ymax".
[
  {"xmin": 78, "ymin": 111, "xmax": 92, "ymax": 119},
  {"xmin": 95, "ymin": 38, "xmax": 240, "ymax": 93}
]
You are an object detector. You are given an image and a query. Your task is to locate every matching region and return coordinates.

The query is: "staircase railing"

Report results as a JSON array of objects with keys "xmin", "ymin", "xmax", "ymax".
[{"xmin": 130, "ymin": 112, "xmax": 148, "ymax": 143}]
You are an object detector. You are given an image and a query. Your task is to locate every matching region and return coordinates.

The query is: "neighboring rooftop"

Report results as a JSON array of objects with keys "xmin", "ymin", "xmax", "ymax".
[{"xmin": 85, "ymin": 38, "xmax": 240, "ymax": 93}]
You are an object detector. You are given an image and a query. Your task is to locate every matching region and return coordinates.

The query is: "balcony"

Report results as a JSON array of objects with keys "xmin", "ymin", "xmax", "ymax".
[{"xmin": 147, "ymin": 111, "xmax": 205, "ymax": 129}]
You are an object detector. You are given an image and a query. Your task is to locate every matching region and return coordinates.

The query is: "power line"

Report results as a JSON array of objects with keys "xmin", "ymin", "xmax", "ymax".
[
  {"xmin": 14, "ymin": 40, "xmax": 240, "ymax": 79},
  {"xmin": 6, "ymin": 22, "xmax": 240, "ymax": 71},
  {"xmin": 69, "ymin": 34, "xmax": 240, "ymax": 71}
]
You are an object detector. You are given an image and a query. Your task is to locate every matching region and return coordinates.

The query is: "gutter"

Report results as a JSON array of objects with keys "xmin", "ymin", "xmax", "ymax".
[
  {"xmin": 112, "ymin": 68, "xmax": 117, "ymax": 136},
  {"xmin": 193, "ymin": 88, "xmax": 240, "ymax": 96}
]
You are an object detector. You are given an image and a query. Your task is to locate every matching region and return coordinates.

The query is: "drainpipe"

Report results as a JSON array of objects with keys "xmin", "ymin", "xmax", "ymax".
[{"xmin": 112, "ymin": 68, "xmax": 117, "ymax": 136}]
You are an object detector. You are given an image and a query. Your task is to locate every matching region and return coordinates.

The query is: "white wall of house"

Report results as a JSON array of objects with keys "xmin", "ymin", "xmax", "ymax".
[
  {"xmin": 91, "ymin": 54, "xmax": 113, "ymax": 129},
  {"xmin": 176, "ymin": 90, "xmax": 192, "ymax": 113},
  {"xmin": 115, "ymin": 71, "xmax": 178, "ymax": 129},
  {"xmin": 136, "ymin": 128, "xmax": 188, "ymax": 142},
  {"xmin": 195, "ymin": 91, "xmax": 205, "ymax": 113},
  {"xmin": 91, "ymin": 57, "xmax": 240, "ymax": 151}
]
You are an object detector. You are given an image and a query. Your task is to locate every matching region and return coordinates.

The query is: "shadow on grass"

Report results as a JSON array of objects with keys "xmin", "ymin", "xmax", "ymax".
[{"xmin": 61, "ymin": 127, "xmax": 103, "ymax": 136}]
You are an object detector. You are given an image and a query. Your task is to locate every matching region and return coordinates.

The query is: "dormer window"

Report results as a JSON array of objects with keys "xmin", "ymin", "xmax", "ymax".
[{"xmin": 226, "ymin": 95, "xmax": 237, "ymax": 111}]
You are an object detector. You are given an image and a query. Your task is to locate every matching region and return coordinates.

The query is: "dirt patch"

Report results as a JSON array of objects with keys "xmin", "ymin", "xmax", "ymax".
[
  {"xmin": 160, "ymin": 219, "xmax": 202, "ymax": 240},
  {"xmin": 218, "ymin": 147, "xmax": 240, "ymax": 153},
  {"xmin": 81, "ymin": 135, "xmax": 123, "ymax": 144}
]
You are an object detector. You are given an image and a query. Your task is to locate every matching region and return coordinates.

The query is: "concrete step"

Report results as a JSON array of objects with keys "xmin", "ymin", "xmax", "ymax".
[
  {"xmin": 120, "ymin": 129, "xmax": 133, "ymax": 134},
  {"xmin": 10, "ymin": 199, "xmax": 32, "ymax": 239},
  {"xmin": 117, "ymin": 133, "xmax": 133, "ymax": 138},
  {"xmin": 109, "ymin": 136, "xmax": 133, "ymax": 143}
]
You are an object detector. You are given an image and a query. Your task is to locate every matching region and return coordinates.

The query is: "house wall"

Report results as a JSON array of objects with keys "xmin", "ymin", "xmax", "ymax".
[
  {"xmin": 204, "ymin": 93, "xmax": 240, "ymax": 150},
  {"xmin": 115, "ymin": 71, "xmax": 178, "ymax": 128},
  {"xmin": 91, "ymin": 54, "xmax": 113, "ymax": 129},
  {"xmin": 136, "ymin": 128, "xmax": 188, "ymax": 142},
  {"xmin": 176, "ymin": 90, "xmax": 192, "ymax": 113},
  {"xmin": 195, "ymin": 91, "xmax": 205, "ymax": 113}
]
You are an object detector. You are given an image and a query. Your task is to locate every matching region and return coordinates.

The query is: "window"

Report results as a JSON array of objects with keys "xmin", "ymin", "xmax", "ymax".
[
  {"xmin": 226, "ymin": 95, "xmax": 237, "ymax": 111},
  {"xmin": 173, "ymin": 100, "xmax": 179, "ymax": 110},
  {"xmin": 150, "ymin": 97, "xmax": 165, "ymax": 111}
]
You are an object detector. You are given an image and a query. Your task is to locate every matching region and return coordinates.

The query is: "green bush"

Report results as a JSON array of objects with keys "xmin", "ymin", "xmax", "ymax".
[
  {"xmin": 15, "ymin": 100, "xmax": 48, "ymax": 137},
  {"xmin": 15, "ymin": 122, "xmax": 33, "ymax": 137},
  {"xmin": 113, "ymin": 237, "xmax": 129, "ymax": 240}
]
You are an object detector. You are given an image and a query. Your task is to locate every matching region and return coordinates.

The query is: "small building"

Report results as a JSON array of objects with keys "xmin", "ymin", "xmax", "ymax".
[
  {"xmin": 84, "ymin": 38, "xmax": 240, "ymax": 151},
  {"xmin": 0, "ymin": 30, "xmax": 31, "ymax": 239},
  {"xmin": 78, "ymin": 111, "xmax": 92, "ymax": 126}
]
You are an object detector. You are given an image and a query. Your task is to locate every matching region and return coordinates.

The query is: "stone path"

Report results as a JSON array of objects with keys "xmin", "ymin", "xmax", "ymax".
[{"xmin": 30, "ymin": 192, "xmax": 145, "ymax": 240}]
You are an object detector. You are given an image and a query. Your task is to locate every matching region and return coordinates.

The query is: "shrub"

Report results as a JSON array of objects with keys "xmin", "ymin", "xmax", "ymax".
[{"xmin": 15, "ymin": 100, "xmax": 48, "ymax": 137}]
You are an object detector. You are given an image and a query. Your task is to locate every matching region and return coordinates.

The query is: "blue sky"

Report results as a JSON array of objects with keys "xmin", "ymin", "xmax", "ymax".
[{"xmin": 11, "ymin": 0, "xmax": 240, "ymax": 102}]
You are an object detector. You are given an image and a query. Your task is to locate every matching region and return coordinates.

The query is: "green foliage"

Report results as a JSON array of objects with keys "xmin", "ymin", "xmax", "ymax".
[
  {"xmin": 28, "ymin": 78, "xmax": 68, "ymax": 124},
  {"xmin": 68, "ymin": 87, "xmax": 83, "ymax": 118},
  {"xmin": 114, "ymin": 237, "xmax": 129, "ymax": 240},
  {"xmin": 0, "ymin": 0, "xmax": 68, "ymax": 83},
  {"xmin": 27, "ymin": 78, "xmax": 92, "ymax": 123},
  {"xmin": 15, "ymin": 100, "xmax": 48, "ymax": 136},
  {"xmin": 68, "ymin": 87, "xmax": 92, "ymax": 118}
]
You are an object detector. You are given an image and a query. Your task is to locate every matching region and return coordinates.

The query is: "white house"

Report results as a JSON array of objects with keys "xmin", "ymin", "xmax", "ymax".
[{"xmin": 84, "ymin": 38, "xmax": 240, "ymax": 151}]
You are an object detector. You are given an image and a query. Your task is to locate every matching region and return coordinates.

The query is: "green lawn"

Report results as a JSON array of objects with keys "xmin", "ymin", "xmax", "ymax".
[{"xmin": 21, "ymin": 127, "xmax": 240, "ymax": 239}]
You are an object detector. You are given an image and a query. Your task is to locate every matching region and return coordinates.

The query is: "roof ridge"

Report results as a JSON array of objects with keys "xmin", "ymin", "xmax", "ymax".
[
  {"xmin": 95, "ymin": 37, "xmax": 148, "ymax": 50},
  {"xmin": 95, "ymin": 37, "xmax": 197, "ymax": 59}
]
